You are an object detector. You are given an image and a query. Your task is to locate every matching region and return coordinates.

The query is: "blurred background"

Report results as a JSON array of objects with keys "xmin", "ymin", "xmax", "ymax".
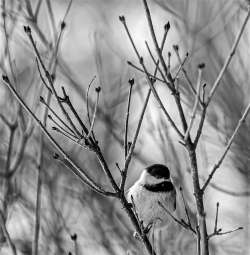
[{"xmin": 0, "ymin": 0, "xmax": 250, "ymax": 254}]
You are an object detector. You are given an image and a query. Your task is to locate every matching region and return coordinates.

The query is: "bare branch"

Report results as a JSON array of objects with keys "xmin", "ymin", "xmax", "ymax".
[
  {"xmin": 145, "ymin": 41, "xmax": 171, "ymax": 89},
  {"xmin": 184, "ymin": 64, "xmax": 204, "ymax": 141},
  {"xmin": 141, "ymin": 0, "xmax": 173, "ymax": 86},
  {"xmin": 214, "ymin": 202, "xmax": 219, "ymax": 233},
  {"xmin": 158, "ymin": 201, "xmax": 196, "ymax": 234},
  {"xmin": 202, "ymin": 96, "xmax": 250, "ymax": 191},
  {"xmin": 40, "ymin": 96, "xmax": 76, "ymax": 136},
  {"xmin": 35, "ymin": 58, "xmax": 52, "ymax": 93},
  {"xmin": 119, "ymin": 16, "xmax": 184, "ymax": 139},
  {"xmin": 209, "ymin": 227, "xmax": 243, "ymax": 239},
  {"xmin": 86, "ymin": 87, "xmax": 101, "ymax": 140},
  {"xmin": 124, "ymin": 79, "xmax": 134, "ymax": 158},
  {"xmin": 48, "ymin": 115, "xmax": 77, "ymax": 139},
  {"xmin": 2, "ymin": 76, "xmax": 115, "ymax": 196},
  {"xmin": 173, "ymin": 52, "xmax": 189, "ymax": 80},
  {"xmin": 86, "ymin": 75, "xmax": 97, "ymax": 126},
  {"xmin": 120, "ymin": 21, "xmax": 172, "ymax": 191},
  {"xmin": 0, "ymin": 211, "xmax": 16, "ymax": 255},
  {"xmin": 24, "ymin": 26, "xmax": 81, "ymax": 137},
  {"xmin": 206, "ymin": 6, "xmax": 250, "ymax": 106},
  {"xmin": 127, "ymin": 61, "xmax": 164, "ymax": 83},
  {"xmin": 179, "ymin": 187, "xmax": 193, "ymax": 231},
  {"xmin": 173, "ymin": 45, "xmax": 197, "ymax": 98}
]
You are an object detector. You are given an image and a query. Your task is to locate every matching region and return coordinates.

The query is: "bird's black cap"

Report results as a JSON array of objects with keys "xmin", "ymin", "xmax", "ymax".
[{"xmin": 146, "ymin": 164, "xmax": 170, "ymax": 179}]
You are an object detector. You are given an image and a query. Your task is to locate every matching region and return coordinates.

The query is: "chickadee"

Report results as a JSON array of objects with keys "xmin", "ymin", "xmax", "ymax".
[{"xmin": 127, "ymin": 164, "xmax": 176, "ymax": 232}]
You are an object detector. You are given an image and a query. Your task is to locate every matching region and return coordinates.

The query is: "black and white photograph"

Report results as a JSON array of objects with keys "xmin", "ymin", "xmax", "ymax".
[{"xmin": 0, "ymin": 0, "xmax": 250, "ymax": 254}]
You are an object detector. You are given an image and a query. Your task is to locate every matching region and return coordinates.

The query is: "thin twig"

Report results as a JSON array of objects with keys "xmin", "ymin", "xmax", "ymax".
[
  {"xmin": 10, "ymin": 125, "xmax": 33, "ymax": 176},
  {"xmin": 167, "ymin": 52, "xmax": 171, "ymax": 71},
  {"xmin": 158, "ymin": 201, "xmax": 196, "ymax": 234},
  {"xmin": 130, "ymin": 195, "xmax": 143, "ymax": 230},
  {"xmin": 206, "ymin": 6, "xmax": 250, "ymax": 106},
  {"xmin": 173, "ymin": 52, "xmax": 189, "ymax": 80},
  {"xmin": 2, "ymin": 76, "xmax": 116, "ymax": 197},
  {"xmin": 35, "ymin": 58, "xmax": 52, "ymax": 93},
  {"xmin": 45, "ymin": 0, "xmax": 57, "ymax": 43},
  {"xmin": 33, "ymin": 6, "xmax": 72, "ymax": 251},
  {"xmin": 120, "ymin": 18, "xmax": 174, "ymax": 192},
  {"xmin": 124, "ymin": 79, "xmax": 134, "ymax": 158},
  {"xmin": 119, "ymin": 16, "xmax": 184, "ymax": 139},
  {"xmin": 24, "ymin": 26, "xmax": 81, "ymax": 137},
  {"xmin": 86, "ymin": 75, "xmax": 97, "ymax": 126},
  {"xmin": 141, "ymin": 0, "xmax": 173, "ymax": 86},
  {"xmin": 127, "ymin": 61, "xmax": 164, "ymax": 83},
  {"xmin": 52, "ymin": 126, "xmax": 79, "ymax": 142},
  {"xmin": 40, "ymin": 96, "xmax": 76, "ymax": 136},
  {"xmin": 184, "ymin": 64, "xmax": 204, "ymax": 141},
  {"xmin": 0, "ymin": 211, "xmax": 16, "ymax": 255},
  {"xmin": 86, "ymin": 87, "xmax": 100, "ymax": 140},
  {"xmin": 193, "ymin": 105, "xmax": 207, "ymax": 148},
  {"xmin": 214, "ymin": 202, "xmax": 219, "ymax": 233},
  {"xmin": 145, "ymin": 41, "xmax": 171, "ymax": 89},
  {"xmin": 179, "ymin": 187, "xmax": 193, "ymax": 230},
  {"xmin": 34, "ymin": 0, "xmax": 42, "ymax": 20},
  {"xmin": 48, "ymin": 115, "xmax": 77, "ymax": 139},
  {"xmin": 196, "ymin": 226, "xmax": 201, "ymax": 255},
  {"xmin": 202, "ymin": 96, "xmax": 250, "ymax": 191},
  {"xmin": 60, "ymin": 86, "xmax": 94, "ymax": 144},
  {"xmin": 209, "ymin": 227, "xmax": 243, "ymax": 239},
  {"xmin": 173, "ymin": 45, "xmax": 197, "ymax": 98}
]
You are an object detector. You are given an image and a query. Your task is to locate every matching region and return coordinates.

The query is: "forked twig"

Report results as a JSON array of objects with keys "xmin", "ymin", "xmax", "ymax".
[
  {"xmin": 173, "ymin": 52, "xmax": 189, "ymax": 80},
  {"xmin": 173, "ymin": 45, "xmax": 197, "ymax": 98},
  {"xmin": 119, "ymin": 16, "xmax": 184, "ymax": 140},
  {"xmin": 2, "ymin": 75, "xmax": 116, "ymax": 197},
  {"xmin": 40, "ymin": 96, "xmax": 76, "ymax": 136},
  {"xmin": 208, "ymin": 202, "xmax": 243, "ymax": 239},
  {"xmin": 120, "ymin": 20, "xmax": 172, "ymax": 192},
  {"xmin": 158, "ymin": 201, "xmax": 196, "ymax": 234},
  {"xmin": 127, "ymin": 61, "xmax": 164, "ymax": 83}
]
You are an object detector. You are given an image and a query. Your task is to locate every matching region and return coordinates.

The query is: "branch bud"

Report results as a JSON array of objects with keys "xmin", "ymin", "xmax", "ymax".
[
  {"xmin": 95, "ymin": 86, "xmax": 101, "ymax": 93},
  {"xmin": 119, "ymin": 15, "xmax": 125, "ymax": 23},
  {"xmin": 2, "ymin": 75, "xmax": 9, "ymax": 83},
  {"xmin": 128, "ymin": 78, "xmax": 134, "ymax": 86},
  {"xmin": 40, "ymin": 96, "xmax": 45, "ymax": 102},
  {"xmin": 198, "ymin": 63, "xmax": 205, "ymax": 69},
  {"xmin": 70, "ymin": 233, "xmax": 77, "ymax": 241},
  {"xmin": 53, "ymin": 153, "xmax": 59, "ymax": 159},
  {"xmin": 173, "ymin": 44, "xmax": 179, "ymax": 51},
  {"xmin": 164, "ymin": 21, "xmax": 170, "ymax": 31},
  {"xmin": 61, "ymin": 21, "xmax": 66, "ymax": 30},
  {"xmin": 23, "ymin": 25, "xmax": 31, "ymax": 34}
]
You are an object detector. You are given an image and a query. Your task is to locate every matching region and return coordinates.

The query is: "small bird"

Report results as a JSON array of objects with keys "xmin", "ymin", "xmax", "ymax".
[{"xmin": 127, "ymin": 164, "xmax": 176, "ymax": 232}]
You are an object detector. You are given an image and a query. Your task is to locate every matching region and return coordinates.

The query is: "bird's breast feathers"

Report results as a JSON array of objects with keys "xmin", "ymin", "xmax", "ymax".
[{"xmin": 127, "ymin": 181, "xmax": 176, "ymax": 227}]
